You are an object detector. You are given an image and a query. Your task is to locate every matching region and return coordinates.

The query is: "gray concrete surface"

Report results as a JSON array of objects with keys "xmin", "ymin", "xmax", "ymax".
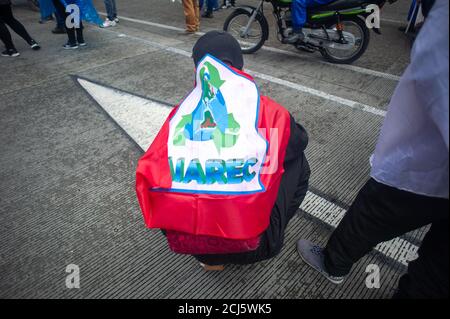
[{"xmin": 0, "ymin": 0, "xmax": 423, "ymax": 299}]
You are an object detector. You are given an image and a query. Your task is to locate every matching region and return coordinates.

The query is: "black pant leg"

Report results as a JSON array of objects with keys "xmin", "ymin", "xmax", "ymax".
[
  {"xmin": 394, "ymin": 221, "xmax": 449, "ymax": 299},
  {"xmin": 52, "ymin": 0, "xmax": 77, "ymax": 44},
  {"xmin": 260, "ymin": 152, "xmax": 310, "ymax": 260},
  {"xmin": 76, "ymin": 21, "xmax": 84, "ymax": 43},
  {"xmin": 324, "ymin": 178, "xmax": 448, "ymax": 277},
  {"xmin": 0, "ymin": 4, "xmax": 32, "ymax": 44},
  {"xmin": 0, "ymin": 17, "xmax": 15, "ymax": 50},
  {"xmin": 194, "ymin": 152, "xmax": 310, "ymax": 265}
]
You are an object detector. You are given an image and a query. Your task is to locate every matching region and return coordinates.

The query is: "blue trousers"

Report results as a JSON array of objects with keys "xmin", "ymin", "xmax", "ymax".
[
  {"xmin": 292, "ymin": 0, "xmax": 334, "ymax": 30},
  {"xmin": 38, "ymin": 0, "xmax": 64, "ymax": 27},
  {"xmin": 104, "ymin": 0, "xmax": 117, "ymax": 21},
  {"xmin": 200, "ymin": 0, "xmax": 218, "ymax": 12}
]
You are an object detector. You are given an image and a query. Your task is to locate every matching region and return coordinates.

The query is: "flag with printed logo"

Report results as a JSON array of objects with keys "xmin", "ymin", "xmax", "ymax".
[{"xmin": 136, "ymin": 54, "xmax": 292, "ymax": 240}]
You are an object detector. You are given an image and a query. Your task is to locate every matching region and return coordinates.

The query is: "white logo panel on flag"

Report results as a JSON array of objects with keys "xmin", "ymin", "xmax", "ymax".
[{"xmin": 167, "ymin": 55, "xmax": 267, "ymax": 194}]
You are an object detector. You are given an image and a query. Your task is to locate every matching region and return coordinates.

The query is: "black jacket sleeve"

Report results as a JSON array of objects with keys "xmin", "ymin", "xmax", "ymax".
[{"xmin": 284, "ymin": 114, "xmax": 308, "ymax": 164}]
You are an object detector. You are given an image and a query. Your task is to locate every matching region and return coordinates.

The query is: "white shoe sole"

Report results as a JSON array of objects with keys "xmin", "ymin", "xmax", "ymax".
[
  {"xmin": 2, "ymin": 52, "xmax": 20, "ymax": 57},
  {"xmin": 296, "ymin": 241, "xmax": 344, "ymax": 285},
  {"xmin": 102, "ymin": 22, "xmax": 116, "ymax": 28}
]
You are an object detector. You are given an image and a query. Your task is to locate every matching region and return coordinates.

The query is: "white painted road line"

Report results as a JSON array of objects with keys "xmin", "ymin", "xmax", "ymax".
[
  {"xmin": 78, "ymin": 78, "xmax": 172, "ymax": 151},
  {"xmin": 249, "ymin": 70, "xmax": 387, "ymax": 117},
  {"xmin": 98, "ymin": 12, "xmax": 401, "ymax": 82},
  {"xmin": 77, "ymin": 78, "xmax": 418, "ymax": 266},
  {"xmin": 98, "ymin": 28, "xmax": 387, "ymax": 117}
]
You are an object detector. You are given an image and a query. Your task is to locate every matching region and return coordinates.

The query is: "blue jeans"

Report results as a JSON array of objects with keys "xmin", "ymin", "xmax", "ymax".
[
  {"xmin": 292, "ymin": 0, "xmax": 333, "ymax": 30},
  {"xmin": 201, "ymin": 0, "xmax": 218, "ymax": 13},
  {"xmin": 38, "ymin": 0, "xmax": 65, "ymax": 28},
  {"xmin": 104, "ymin": 0, "xmax": 117, "ymax": 21},
  {"xmin": 55, "ymin": 8, "xmax": 65, "ymax": 28}
]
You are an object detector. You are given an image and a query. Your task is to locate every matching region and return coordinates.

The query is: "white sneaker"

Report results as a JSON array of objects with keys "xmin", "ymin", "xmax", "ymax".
[
  {"xmin": 102, "ymin": 19, "xmax": 116, "ymax": 28},
  {"xmin": 114, "ymin": 17, "xmax": 119, "ymax": 23}
]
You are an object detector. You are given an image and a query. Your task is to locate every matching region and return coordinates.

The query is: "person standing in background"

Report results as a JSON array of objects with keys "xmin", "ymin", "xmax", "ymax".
[
  {"xmin": 52, "ymin": 0, "xmax": 85, "ymax": 49},
  {"xmin": 38, "ymin": 0, "xmax": 66, "ymax": 33},
  {"xmin": 201, "ymin": 0, "xmax": 218, "ymax": 18},
  {"xmin": 297, "ymin": 0, "xmax": 448, "ymax": 299},
  {"xmin": 0, "ymin": 0, "xmax": 40, "ymax": 57},
  {"xmin": 52, "ymin": 0, "xmax": 102, "ymax": 49},
  {"xmin": 101, "ymin": 0, "xmax": 119, "ymax": 28},
  {"xmin": 181, "ymin": 0, "xmax": 199, "ymax": 34},
  {"xmin": 221, "ymin": 0, "xmax": 235, "ymax": 9}
]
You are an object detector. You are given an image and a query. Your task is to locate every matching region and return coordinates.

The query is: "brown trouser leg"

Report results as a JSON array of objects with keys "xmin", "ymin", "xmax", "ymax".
[{"xmin": 182, "ymin": 0, "xmax": 200, "ymax": 32}]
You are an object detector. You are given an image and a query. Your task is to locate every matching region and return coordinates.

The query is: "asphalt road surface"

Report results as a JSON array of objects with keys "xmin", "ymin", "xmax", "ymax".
[{"xmin": 0, "ymin": 0, "xmax": 425, "ymax": 299}]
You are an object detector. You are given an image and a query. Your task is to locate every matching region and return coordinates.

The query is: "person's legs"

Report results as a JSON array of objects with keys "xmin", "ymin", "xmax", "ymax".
[
  {"xmin": 194, "ymin": 151, "xmax": 310, "ymax": 266},
  {"xmin": 194, "ymin": 0, "xmax": 200, "ymax": 31},
  {"xmin": 65, "ymin": 25, "xmax": 77, "ymax": 45},
  {"xmin": 0, "ymin": 4, "xmax": 34, "ymax": 45},
  {"xmin": 323, "ymin": 178, "xmax": 449, "ymax": 277},
  {"xmin": 54, "ymin": 6, "xmax": 65, "ymax": 28},
  {"xmin": 53, "ymin": 0, "xmax": 77, "ymax": 46},
  {"xmin": 182, "ymin": 0, "xmax": 198, "ymax": 32},
  {"xmin": 286, "ymin": 0, "xmax": 332, "ymax": 43},
  {"xmin": 291, "ymin": 0, "xmax": 308, "ymax": 31},
  {"xmin": 0, "ymin": 18, "xmax": 16, "ymax": 52},
  {"xmin": 38, "ymin": 0, "xmax": 53, "ymax": 21},
  {"xmin": 202, "ymin": 0, "xmax": 214, "ymax": 18},
  {"xmin": 111, "ymin": 0, "xmax": 118, "ymax": 19},
  {"xmin": 75, "ymin": 21, "xmax": 84, "ymax": 44},
  {"xmin": 103, "ymin": 0, "xmax": 115, "ymax": 21},
  {"xmin": 394, "ymin": 221, "xmax": 449, "ymax": 299}
]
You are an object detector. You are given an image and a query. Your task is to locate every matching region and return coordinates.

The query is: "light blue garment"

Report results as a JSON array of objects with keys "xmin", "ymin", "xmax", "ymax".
[
  {"xmin": 59, "ymin": 0, "xmax": 103, "ymax": 26},
  {"xmin": 39, "ymin": 0, "xmax": 55, "ymax": 20},
  {"xmin": 370, "ymin": 0, "xmax": 449, "ymax": 199}
]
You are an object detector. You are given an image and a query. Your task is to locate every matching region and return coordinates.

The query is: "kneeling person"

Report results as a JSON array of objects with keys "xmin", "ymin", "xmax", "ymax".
[{"xmin": 136, "ymin": 31, "xmax": 310, "ymax": 269}]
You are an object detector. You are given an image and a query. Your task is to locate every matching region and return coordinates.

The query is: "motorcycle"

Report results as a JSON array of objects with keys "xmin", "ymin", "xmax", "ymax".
[{"xmin": 223, "ymin": 0, "xmax": 397, "ymax": 64}]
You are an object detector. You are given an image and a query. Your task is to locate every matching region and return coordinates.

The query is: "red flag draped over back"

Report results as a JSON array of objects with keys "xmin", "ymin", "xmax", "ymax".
[{"xmin": 136, "ymin": 55, "xmax": 291, "ymax": 242}]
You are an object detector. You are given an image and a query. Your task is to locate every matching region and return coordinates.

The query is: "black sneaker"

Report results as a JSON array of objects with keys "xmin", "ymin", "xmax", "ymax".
[
  {"xmin": 78, "ymin": 41, "xmax": 87, "ymax": 47},
  {"xmin": 29, "ymin": 39, "xmax": 41, "ymax": 50},
  {"xmin": 63, "ymin": 42, "xmax": 78, "ymax": 50},
  {"xmin": 1, "ymin": 49, "xmax": 20, "ymax": 57},
  {"xmin": 52, "ymin": 27, "xmax": 66, "ymax": 34}
]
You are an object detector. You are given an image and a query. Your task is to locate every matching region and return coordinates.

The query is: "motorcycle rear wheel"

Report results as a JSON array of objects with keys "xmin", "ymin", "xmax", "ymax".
[
  {"xmin": 223, "ymin": 10, "xmax": 267, "ymax": 54},
  {"xmin": 320, "ymin": 16, "xmax": 370, "ymax": 64}
]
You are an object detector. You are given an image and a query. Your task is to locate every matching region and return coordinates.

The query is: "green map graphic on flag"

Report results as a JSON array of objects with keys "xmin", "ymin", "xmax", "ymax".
[{"xmin": 173, "ymin": 61, "xmax": 240, "ymax": 153}]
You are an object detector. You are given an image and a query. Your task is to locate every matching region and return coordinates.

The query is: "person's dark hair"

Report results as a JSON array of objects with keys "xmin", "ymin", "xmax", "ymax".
[{"xmin": 192, "ymin": 31, "xmax": 244, "ymax": 70}]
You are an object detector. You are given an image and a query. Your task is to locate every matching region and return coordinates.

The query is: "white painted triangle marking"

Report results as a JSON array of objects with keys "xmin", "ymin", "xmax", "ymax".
[
  {"xmin": 77, "ymin": 77, "xmax": 418, "ymax": 266},
  {"xmin": 77, "ymin": 78, "xmax": 172, "ymax": 151}
]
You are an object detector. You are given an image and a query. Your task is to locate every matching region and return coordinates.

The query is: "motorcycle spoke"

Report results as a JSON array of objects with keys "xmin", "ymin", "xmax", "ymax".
[{"xmin": 227, "ymin": 15, "xmax": 263, "ymax": 51}]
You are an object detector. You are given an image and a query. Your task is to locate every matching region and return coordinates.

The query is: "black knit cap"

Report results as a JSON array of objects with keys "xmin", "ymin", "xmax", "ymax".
[{"xmin": 192, "ymin": 31, "xmax": 244, "ymax": 70}]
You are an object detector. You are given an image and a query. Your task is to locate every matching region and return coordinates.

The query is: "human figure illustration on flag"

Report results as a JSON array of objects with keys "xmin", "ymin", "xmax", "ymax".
[{"xmin": 173, "ymin": 61, "xmax": 240, "ymax": 152}]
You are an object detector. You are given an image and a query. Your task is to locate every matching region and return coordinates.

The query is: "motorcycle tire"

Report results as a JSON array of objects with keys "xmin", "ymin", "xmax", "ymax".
[
  {"xmin": 320, "ymin": 16, "xmax": 370, "ymax": 64},
  {"xmin": 223, "ymin": 9, "xmax": 268, "ymax": 54}
]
